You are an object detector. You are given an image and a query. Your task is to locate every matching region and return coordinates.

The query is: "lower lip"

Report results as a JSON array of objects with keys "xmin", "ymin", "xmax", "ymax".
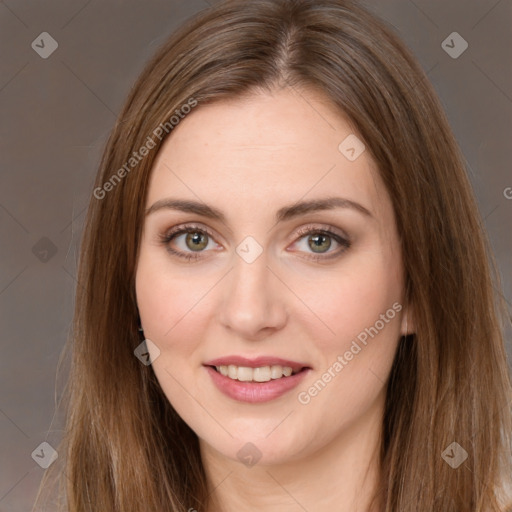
[{"xmin": 205, "ymin": 366, "xmax": 311, "ymax": 403}]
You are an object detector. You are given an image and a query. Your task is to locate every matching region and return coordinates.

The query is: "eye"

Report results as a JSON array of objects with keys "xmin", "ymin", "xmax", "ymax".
[
  {"xmin": 291, "ymin": 225, "xmax": 351, "ymax": 262},
  {"xmin": 157, "ymin": 223, "xmax": 351, "ymax": 262},
  {"xmin": 157, "ymin": 224, "xmax": 218, "ymax": 261}
]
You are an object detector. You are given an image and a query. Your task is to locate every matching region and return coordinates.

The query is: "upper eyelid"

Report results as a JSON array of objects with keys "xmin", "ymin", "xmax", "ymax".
[
  {"xmin": 164, "ymin": 223, "xmax": 217, "ymax": 241},
  {"xmin": 295, "ymin": 223, "xmax": 350, "ymax": 240}
]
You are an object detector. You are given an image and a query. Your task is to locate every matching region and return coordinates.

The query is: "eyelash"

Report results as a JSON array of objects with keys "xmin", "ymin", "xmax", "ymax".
[{"xmin": 157, "ymin": 223, "xmax": 351, "ymax": 262}]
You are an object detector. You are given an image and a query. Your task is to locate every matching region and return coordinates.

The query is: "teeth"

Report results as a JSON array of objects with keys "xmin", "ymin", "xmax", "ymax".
[{"xmin": 215, "ymin": 364, "xmax": 298, "ymax": 382}]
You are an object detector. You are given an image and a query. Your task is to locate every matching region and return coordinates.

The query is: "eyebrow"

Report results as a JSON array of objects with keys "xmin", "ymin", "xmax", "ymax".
[{"xmin": 145, "ymin": 196, "xmax": 373, "ymax": 223}]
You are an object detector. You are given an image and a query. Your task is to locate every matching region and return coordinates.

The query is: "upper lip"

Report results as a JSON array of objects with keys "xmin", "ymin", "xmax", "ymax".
[{"xmin": 204, "ymin": 356, "xmax": 310, "ymax": 373}]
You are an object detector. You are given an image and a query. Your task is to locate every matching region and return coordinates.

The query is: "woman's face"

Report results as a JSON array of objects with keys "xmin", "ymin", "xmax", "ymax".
[{"xmin": 135, "ymin": 87, "xmax": 410, "ymax": 466}]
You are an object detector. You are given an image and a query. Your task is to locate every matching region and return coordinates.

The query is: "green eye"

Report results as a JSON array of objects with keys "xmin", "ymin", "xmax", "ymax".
[
  {"xmin": 307, "ymin": 233, "xmax": 332, "ymax": 253},
  {"xmin": 184, "ymin": 231, "xmax": 209, "ymax": 251},
  {"xmin": 293, "ymin": 226, "xmax": 350, "ymax": 261},
  {"xmin": 158, "ymin": 224, "xmax": 351, "ymax": 262},
  {"xmin": 158, "ymin": 225, "xmax": 215, "ymax": 261}
]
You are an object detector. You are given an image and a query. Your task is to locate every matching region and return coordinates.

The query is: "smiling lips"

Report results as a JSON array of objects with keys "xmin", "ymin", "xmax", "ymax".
[
  {"xmin": 203, "ymin": 356, "xmax": 311, "ymax": 403},
  {"xmin": 216, "ymin": 364, "xmax": 296, "ymax": 382}
]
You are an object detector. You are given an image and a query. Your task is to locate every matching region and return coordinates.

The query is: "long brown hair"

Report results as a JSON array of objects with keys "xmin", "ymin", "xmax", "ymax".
[{"xmin": 33, "ymin": 0, "xmax": 512, "ymax": 510}]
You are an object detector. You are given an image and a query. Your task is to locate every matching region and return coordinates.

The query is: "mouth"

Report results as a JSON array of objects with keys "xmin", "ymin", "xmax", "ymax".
[
  {"xmin": 207, "ymin": 364, "xmax": 308, "ymax": 382},
  {"xmin": 203, "ymin": 356, "xmax": 312, "ymax": 403}
]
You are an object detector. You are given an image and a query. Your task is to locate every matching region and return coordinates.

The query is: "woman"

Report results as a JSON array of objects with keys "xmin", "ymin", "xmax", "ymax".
[{"xmin": 33, "ymin": 0, "xmax": 512, "ymax": 510}]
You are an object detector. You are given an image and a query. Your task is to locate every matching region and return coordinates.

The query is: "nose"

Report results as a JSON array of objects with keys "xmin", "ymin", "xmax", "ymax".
[{"xmin": 218, "ymin": 250, "xmax": 288, "ymax": 340}]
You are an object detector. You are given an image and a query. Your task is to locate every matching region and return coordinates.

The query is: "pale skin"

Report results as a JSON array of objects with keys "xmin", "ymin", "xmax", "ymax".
[{"xmin": 135, "ymin": 86, "xmax": 414, "ymax": 511}]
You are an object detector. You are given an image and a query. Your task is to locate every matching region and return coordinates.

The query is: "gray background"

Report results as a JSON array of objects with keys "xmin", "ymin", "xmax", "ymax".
[{"xmin": 0, "ymin": 1, "xmax": 511, "ymax": 510}]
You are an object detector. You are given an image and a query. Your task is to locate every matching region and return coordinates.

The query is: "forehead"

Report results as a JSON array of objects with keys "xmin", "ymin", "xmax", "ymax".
[{"xmin": 146, "ymin": 88, "xmax": 389, "ymax": 223}]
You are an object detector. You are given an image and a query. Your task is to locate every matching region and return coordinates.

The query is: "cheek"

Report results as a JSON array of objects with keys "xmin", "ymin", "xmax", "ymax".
[
  {"xmin": 294, "ymin": 275, "xmax": 402, "ymax": 427},
  {"xmin": 292, "ymin": 249, "xmax": 403, "ymax": 354},
  {"xmin": 135, "ymin": 249, "xmax": 206, "ymax": 350},
  {"xmin": 135, "ymin": 252, "xmax": 209, "ymax": 405},
  {"xmin": 296, "ymin": 253, "xmax": 403, "ymax": 410}
]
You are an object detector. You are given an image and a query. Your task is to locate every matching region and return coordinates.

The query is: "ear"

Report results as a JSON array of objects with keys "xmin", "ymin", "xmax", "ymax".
[{"xmin": 400, "ymin": 301, "xmax": 415, "ymax": 336}]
